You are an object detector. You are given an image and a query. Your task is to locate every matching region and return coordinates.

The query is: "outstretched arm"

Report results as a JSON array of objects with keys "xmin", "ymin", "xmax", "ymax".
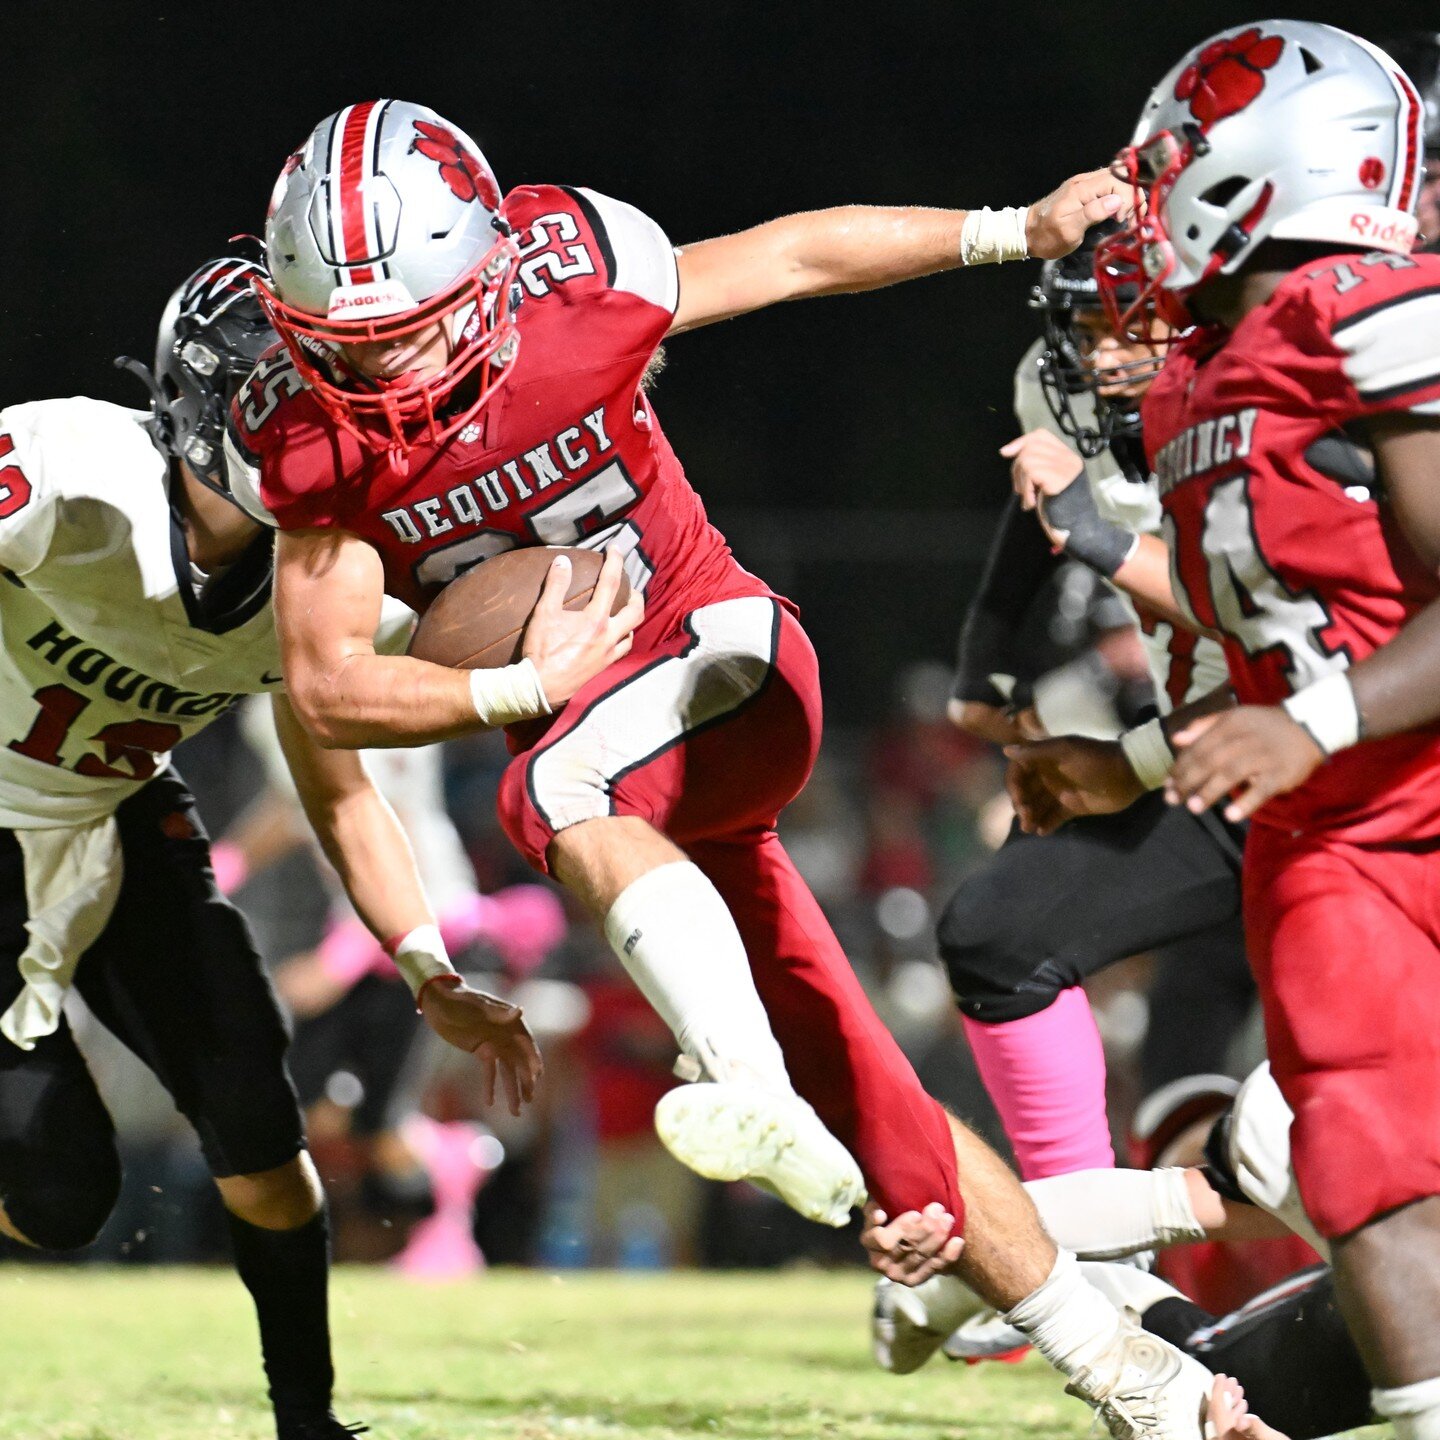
[{"xmin": 669, "ymin": 169, "xmax": 1129, "ymax": 334}]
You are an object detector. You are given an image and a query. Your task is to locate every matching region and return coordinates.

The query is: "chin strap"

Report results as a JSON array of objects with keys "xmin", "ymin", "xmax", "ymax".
[
  {"xmin": 114, "ymin": 354, "xmax": 163, "ymax": 407},
  {"xmin": 114, "ymin": 355, "xmax": 171, "ymax": 448}
]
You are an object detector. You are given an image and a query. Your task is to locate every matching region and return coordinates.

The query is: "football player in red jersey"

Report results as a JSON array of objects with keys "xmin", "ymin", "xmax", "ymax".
[
  {"xmin": 227, "ymin": 102, "xmax": 1223, "ymax": 1437},
  {"xmin": 1006, "ymin": 20, "xmax": 1440, "ymax": 1440}
]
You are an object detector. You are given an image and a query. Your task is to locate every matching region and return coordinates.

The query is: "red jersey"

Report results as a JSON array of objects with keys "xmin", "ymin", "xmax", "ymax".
[
  {"xmin": 1145, "ymin": 251, "xmax": 1440, "ymax": 841},
  {"xmin": 227, "ymin": 184, "xmax": 774, "ymax": 638}
]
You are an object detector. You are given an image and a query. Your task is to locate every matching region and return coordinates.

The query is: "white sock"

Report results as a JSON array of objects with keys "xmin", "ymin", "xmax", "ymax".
[
  {"xmin": 1002, "ymin": 1249, "xmax": 1123, "ymax": 1377},
  {"xmin": 1079, "ymin": 1260, "xmax": 1187, "ymax": 1316},
  {"xmin": 1373, "ymin": 1376, "xmax": 1440, "ymax": 1440},
  {"xmin": 603, "ymin": 861, "xmax": 792, "ymax": 1091},
  {"xmin": 1025, "ymin": 1167, "xmax": 1207, "ymax": 1260}
]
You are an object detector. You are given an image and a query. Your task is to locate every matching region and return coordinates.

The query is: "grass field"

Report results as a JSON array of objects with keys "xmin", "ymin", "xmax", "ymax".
[
  {"xmin": 0, "ymin": 1265, "xmax": 1395, "ymax": 1440},
  {"xmin": 0, "ymin": 1266, "xmax": 1100, "ymax": 1440}
]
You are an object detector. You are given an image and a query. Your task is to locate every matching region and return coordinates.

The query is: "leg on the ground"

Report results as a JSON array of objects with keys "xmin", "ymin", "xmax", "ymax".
[
  {"xmin": 218, "ymin": 1154, "xmax": 342, "ymax": 1434},
  {"xmin": 940, "ymin": 798, "xmax": 1242, "ymax": 1178},
  {"xmin": 74, "ymin": 776, "xmax": 350, "ymax": 1438}
]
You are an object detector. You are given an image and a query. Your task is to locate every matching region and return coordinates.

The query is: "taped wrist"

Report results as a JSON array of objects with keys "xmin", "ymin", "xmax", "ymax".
[
  {"xmin": 959, "ymin": 206, "xmax": 1030, "ymax": 265},
  {"xmin": 384, "ymin": 924, "xmax": 456, "ymax": 999},
  {"xmin": 1120, "ymin": 717, "xmax": 1175, "ymax": 790},
  {"xmin": 469, "ymin": 658, "xmax": 553, "ymax": 728},
  {"xmin": 1039, "ymin": 476, "xmax": 1139, "ymax": 578},
  {"xmin": 1282, "ymin": 672, "xmax": 1361, "ymax": 756}
]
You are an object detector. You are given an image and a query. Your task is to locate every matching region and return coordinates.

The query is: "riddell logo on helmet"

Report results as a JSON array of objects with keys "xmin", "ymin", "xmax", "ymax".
[
  {"xmin": 1348, "ymin": 211, "xmax": 1419, "ymax": 248},
  {"xmin": 328, "ymin": 281, "xmax": 417, "ymax": 320}
]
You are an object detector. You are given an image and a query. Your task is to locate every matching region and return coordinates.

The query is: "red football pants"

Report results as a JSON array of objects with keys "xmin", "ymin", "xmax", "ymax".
[
  {"xmin": 497, "ymin": 596, "xmax": 965, "ymax": 1226},
  {"xmin": 1244, "ymin": 823, "xmax": 1440, "ymax": 1239}
]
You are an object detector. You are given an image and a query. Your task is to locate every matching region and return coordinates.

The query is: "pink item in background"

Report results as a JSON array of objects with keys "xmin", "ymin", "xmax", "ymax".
[
  {"xmin": 317, "ymin": 884, "xmax": 568, "ymax": 994},
  {"xmin": 317, "ymin": 915, "xmax": 389, "ymax": 989},
  {"xmin": 210, "ymin": 840, "xmax": 249, "ymax": 897},
  {"xmin": 962, "ymin": 985, "xmax": 1116, "ymax": 1179},
  {"xmin": 392, "ymin": 1114, "xmax": 494, "ymax": 1278},
  {"xmin": 438, "ymin": 885, "xmax": 567, "ymax": 977}
]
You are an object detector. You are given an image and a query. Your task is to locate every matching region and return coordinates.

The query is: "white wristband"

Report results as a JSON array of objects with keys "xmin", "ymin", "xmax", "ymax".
[
  {"xmin": 1283, "ymin": 672, "xmax": 1361, "ymax": 756},
  {"xmin": 469, "ymin": 657, "xmax": 553, "ymax": 727},
  {"xmin": 1120, "ymin": 717, "xmax": 1175, "ymax": 791},
  {"xmin": 959, "ymin": 206, "xmax": 1030, "ymax": 266},
  {"xmin": 389, "ymin": 923, "xmax": 455, "ymax": 999}
]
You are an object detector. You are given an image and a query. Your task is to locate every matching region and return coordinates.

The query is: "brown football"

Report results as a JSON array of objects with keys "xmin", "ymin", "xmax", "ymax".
[{"xmin": 408, "ymin": 546, "xmax": 631, "ymax": 671}]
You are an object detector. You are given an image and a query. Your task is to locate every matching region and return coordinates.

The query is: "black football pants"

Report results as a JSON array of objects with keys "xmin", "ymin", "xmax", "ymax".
[
  {"xmin": 938, "ymin": 792, "xmax": 1253, "ymax": 1080},
  {"xmin": 0, "ymin": 773, "xmax": 303, "ymax": 1251},
  {"xmin": 1143, "ymin": 1267, "xmax": 1371, "ymax": 1439}
]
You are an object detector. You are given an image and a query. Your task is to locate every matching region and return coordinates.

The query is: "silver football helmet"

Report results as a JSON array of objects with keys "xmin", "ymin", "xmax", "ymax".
[
  {"xmin": 255, "ymin": 100, "xmax": 520, "ymax": 451},
  {"xmin": 1097, "ymin": 22, "xmax": 1424, "ymax": 335}
]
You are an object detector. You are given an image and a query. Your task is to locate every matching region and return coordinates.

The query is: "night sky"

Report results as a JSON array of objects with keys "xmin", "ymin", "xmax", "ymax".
[{"xmin": 1, "ymin": 1, "xmax": 1427, "ymax": 717}]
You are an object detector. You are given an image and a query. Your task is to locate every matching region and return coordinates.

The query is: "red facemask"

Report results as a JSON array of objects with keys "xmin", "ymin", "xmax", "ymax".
[
  {"xmin": 1095, "ymin": 132, "xmax": 1197, "ymax": 346},
  {"xmin": 253, "ymin": 232, "xmax": 522, "ymax": 459}
]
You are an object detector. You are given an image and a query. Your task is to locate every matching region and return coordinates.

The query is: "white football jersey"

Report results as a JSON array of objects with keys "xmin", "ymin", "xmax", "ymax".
[
  {"xmin": 1013, "ymin": 341, "xmax": 1228, "ymax": 712},
  {"xmin": 0, "ymin": 398, "xmax": 289, "ymax": 827}
]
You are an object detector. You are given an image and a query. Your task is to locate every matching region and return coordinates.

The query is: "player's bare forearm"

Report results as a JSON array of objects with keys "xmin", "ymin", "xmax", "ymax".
[
  {"xmin": 1113, "ymin": 534, "xmax": 1211, "ymax": 634},
  {"xmin": 273, "ymin": 695, "xmax": 435, "ymax": 943},
  {"xmin": 275, "ymin": 528, "xmax": 482, "ymax": 748},
  {"xmin": 671, "ymin": 207, "xmax": 966, "ymax": 332},
  {"xmin": 1346, "ymin": 599, "xmax": 1440, "ymax": 739},
  {"xmin": 1346, "ymin": 416, "xmax": 1440, "ymax": 738},
  {"xmin": 669, "ymin": 170, "xmax": 1128, "ymax": 332}
]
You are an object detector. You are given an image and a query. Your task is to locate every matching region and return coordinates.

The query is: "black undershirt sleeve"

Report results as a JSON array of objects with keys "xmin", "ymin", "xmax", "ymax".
[{"xmin": 952, "ymin": 495, "xmax": 1060, "ymax": 708}]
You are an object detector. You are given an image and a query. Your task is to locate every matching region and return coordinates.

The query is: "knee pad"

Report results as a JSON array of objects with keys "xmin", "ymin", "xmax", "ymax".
[
  {"xmin": 938, "ymin": 890, "xmax": 1067, "ymax": 1023},
  {"xmin": 4, "ymin": 1147, "xmax": 121, "ymax": 1251}
]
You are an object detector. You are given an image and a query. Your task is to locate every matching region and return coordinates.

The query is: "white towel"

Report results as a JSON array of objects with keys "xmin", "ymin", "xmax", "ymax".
[{"xmin": 0, "ymin": 816, "xmax": 124, "ymax": 1050}]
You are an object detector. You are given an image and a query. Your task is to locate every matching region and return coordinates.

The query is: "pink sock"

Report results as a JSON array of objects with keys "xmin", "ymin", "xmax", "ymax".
[
  {"xmin": 393, "ymin": 1116, "xmax": 492, "ymax": 1279},
  {"xmin": 962, "ymin": 986, "xmax": 1115, "ymax": 1179}
]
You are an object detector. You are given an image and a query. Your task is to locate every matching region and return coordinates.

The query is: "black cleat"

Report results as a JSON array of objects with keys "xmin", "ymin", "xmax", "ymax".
[{"xmin": 277, "ymin": 1415, "xmax": 369, "ymax": 1439}]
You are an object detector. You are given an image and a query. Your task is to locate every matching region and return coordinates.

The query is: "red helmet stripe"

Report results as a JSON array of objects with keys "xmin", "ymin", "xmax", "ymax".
[
  {"xmin": 338, "ymin": 100, "xmax": 378, "ymax": 286},
  {"xmin": 1393, "ymin": 69, "xmax": 1423, "ymax": 214}
]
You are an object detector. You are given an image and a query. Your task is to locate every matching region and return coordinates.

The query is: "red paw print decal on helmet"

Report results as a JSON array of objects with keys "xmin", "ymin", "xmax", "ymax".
[
  {"xmin": 411, "ymin": 120, "xmax": 500, "ymax": 208},
  {"xmin": 1175, "ymin": 27, "xmax": 1285, "ymax": 128}
]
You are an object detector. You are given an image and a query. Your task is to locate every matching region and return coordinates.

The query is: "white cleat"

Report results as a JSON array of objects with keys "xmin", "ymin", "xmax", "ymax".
[
  {"xmin": 872, "ymin": 1275, "xmax": 984, "ymax": 1374},
  {"xmin": 654, "ymin": 1082, "xmax": 866, "ymax": 1227},
  {"xmin": 940, "ymin": 1307, "xmax": 1029, "ymax": 1363},
  {"xmin": 1063, "ymin": 1315, "xmax": 1213, "ymax": 1440}
]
